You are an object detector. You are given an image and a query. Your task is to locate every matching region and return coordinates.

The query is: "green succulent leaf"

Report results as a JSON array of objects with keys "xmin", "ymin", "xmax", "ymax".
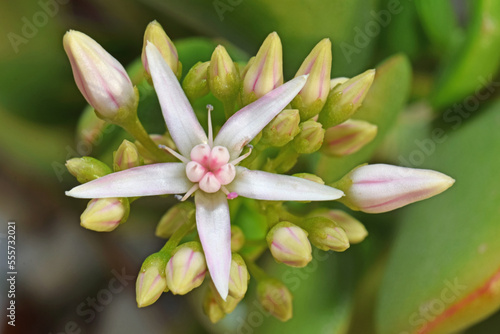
[
  {"xmin": 431, "ymin": 0, "xmax": 500, "ymax": 109},
  {"xmin": 376, "ymin": 101, "xmax": 500, "ymax": 334}
]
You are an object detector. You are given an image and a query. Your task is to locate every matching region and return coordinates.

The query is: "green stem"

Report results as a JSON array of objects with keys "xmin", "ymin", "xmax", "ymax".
[
  {"xmin": 223, "ymin": 100, "xmax": 236, "ymax": 120},
  {"xmin": 160, "ymin": 214, "xmax": 196, "ymax": 255},
  {"xmin": 244, "ymin": 257, "xmax": 268, "ymax": 282},
  {"xmin": 263, "ymin": 144, "xmax": 299, "ymax": 173},
  {"xmin": 123, "ymin": 117, "xmax": 169, "ymax": 162}
]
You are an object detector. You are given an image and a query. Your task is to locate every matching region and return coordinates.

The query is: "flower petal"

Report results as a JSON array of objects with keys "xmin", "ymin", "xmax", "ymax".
[
  {"xmin": 66, "ymin": 163, "xmax": 191, "ymax": 198},
  {"xmin": 228, "ymin": 167, "xmax": 344, "ymax": 201},
  {"xmin": 214, "ymin": 75, "xmax": 308, "ymax": 159},
  {"xmin": 146, "ymin": 43, "xmax": 207, "ymax": 156},
  {"xmin": 195, "ymin": 191, "xmax": 231, "ymax": 300}
]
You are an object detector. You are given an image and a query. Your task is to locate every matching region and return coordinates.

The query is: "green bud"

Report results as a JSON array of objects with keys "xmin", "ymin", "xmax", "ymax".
[
  {"xmin": 317, "ymin": 209, "xmax": 368, "ymax": 244},
  {"xmin": 203, "ymin": 288, "xmax": 226, "ymax": 323},
  {"xmin": 166, "ymin": 242, "xmax": 207, "ymax": 295},
  {"xmin": 156, "ymin": 201, "xmax": 195, "ymax": 239},
  {"xmin": 257, "ymin": 278, "xmax": 293, "ymax": 322},
  {"xmin": 240, "ymin": 56, "xmax": 255, "ymax": 80},
  {"xmin": 330, "ymin": 77, "xmax": 349, "ymax": 88},
  {"xmin": 210, "ymin": 281, "xmax": 243, "ymax": 314},
  {"xmin": 266, "ymin": 221, "xmax": 312, "ymax": 268},
  {"xmin": 142, "ymin": 20, "xmax": 182, "ymax": 79},
  {"xmin": 230, "ymin": 225, "xmax": 246, "ymax": 252},
  {"xmin": 113, "ymin": 140, "xmax": 143, "ymax": 172},
  {"xmin": 292, "ymin": 38, "xmax": 332, "ymax": 120},
  {"xmin": 228, "ymin": 253, "xmax": 249, "ymax": 299},
  {"xmin": 66, "ymin": 157, "xmax": 111, "ymax": 184},
  {"xmin": 208, "ymin": 45, "xmax": 240, "ymax": 103},
  {"xmin": 321, "ymin": 119, "xmax": 378, "ymax": 157},
  {"xmin": 80, "ymin": 197, "xmax": 130, "ymax": 232},
  {"xmin": 303, "ymin": 216, "xmax": 350, "ymax": 252},
  {"xmin": 291, "ymin": 121, "xmax": 325, "ymax": 154},
  {"xmin": 241, "ymin": 32, "xmax": 283, "ymax": 106},
  {"xmin": 261, "ymin": 109, "xmax": 301, "ymax": 147},
  {"xmin": 182, "ymin": 61, "xmax": 210, "ymax": 100},
  {"xmin": 318, "ymin": 69, "xmax": 375, "ymax": 128}
]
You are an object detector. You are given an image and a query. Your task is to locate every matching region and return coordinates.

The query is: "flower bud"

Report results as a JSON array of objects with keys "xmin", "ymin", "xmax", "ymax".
[
  {"xmin": 136, "ymin": 260, "xmax": 168, "ymax": 308},
  {"xmin": 334, "ymin": 164, "xmax": 455, "ymax": 213},
  {"xmin": 261, "ymin": 109, "xmax": 301, "ymax": 147},
  {"xmin": 203, "ymin": 288, "xmax": 226, "ymax": 323},
  {"xmin": 210, "ymin": 281, "xmax": 243, "ymax": 314},
  {"xmin": 156, "ymin": 201, "xmax": 195, "ymax": 239},
  {"xmin": 318, "ymin": 69, "xmax": 375, "ymax": 128},
  {"xmin": 66, "ymin": 157, "xmax": 112, "ymax": 183},
  {"xmin": 303, "ymin": 217, "xmax": 350, "ymax": 252},
  {"xmin": 321, "ymin": 209, "xmax": 368, "ymax": 244},
  {"xmin": 321, "ymin": 119, "xmax": 378, "ymax": 157},
  {"xmin": 266, "ymin": 222, "xmax": 312, "ymax": 267},
  {"xmin": 228, "ymin": 253, "xmax": 249, "ymax": 299},
  {"xmin": 141, "ymin": 20, "xmax": 181, "ymax": 79},
  {"xmin": 135, "ymin": 134, "xmax": 177, "ymax": 164},
  {"xmin": 292, "ymin": 39, "xmax": 332, "ymax": 120},
  {"xmin": 239, "ymin": 56, "xmax": 255, "ymax": 79},
  {"xmin": 113, "ymin": 140, "xmax": 143, "ymax": 171},
  {"xmin": 166, "ymin": 242, "xmax": 207, "ymax": 295},
  {"xmin": 291, "ymin": 121, "xmax": 325, "ymax": 154},
  {"xmin": 63, "ymin": 30, "xmax": 137, "ymax": 120},
  {"xmin": 257, "ymin": 278, "xmax": 293, "ymax": 321},
  {"xmin": 182, "ymin": 61, "xmax": 210, "ymax": 100},
  {"xmin": 208, "ymin": 45, "xmax": 240, "ymax": 103},
  {"xmin": 231, "ymin": 225, "xmax": 245, "ymax": 252},
  {"xmin": 241, "ymin": 32, "xmax": 283, "ymax": 106},
  {"xmin": 330, "ymin": 77, "xmax": 349, "ymax": 88},
  {"xmin": 80, "ymin": 197, "xmax": 130, "ymax": 232}
]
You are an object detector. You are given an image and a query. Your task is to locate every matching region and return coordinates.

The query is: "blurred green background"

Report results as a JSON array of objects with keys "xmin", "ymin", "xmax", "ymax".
[{"xmin": 1, "ymin": 0, "xmax": 500, "ymax": 333}]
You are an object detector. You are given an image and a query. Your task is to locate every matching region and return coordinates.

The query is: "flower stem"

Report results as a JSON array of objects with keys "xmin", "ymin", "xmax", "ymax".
[
  {"xmin": 123, "ymin": 117, "xmax": 169, "ymax": 162},
  {"xmin": 160, "ymin": 214, "xmax": 196, "ymax": 255},
  {"xmin": 223, "ymin": 100, "xmax": 236, "ymax": 120},
  {"xmin": 243, "ymin": 257, "xmax": 268, "ymax": 282},
  {"xmin": 263, "ymin": 144, "xmax": 299, "ymax": 173}
]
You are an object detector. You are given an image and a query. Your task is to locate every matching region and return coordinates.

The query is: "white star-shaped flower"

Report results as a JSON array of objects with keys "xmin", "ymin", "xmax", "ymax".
[{"xmin": 66, "ymin": 43, "xmax": 344, "ymax": 299}]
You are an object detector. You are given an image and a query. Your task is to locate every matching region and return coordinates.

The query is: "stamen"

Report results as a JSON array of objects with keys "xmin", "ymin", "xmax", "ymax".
[
  {"xmin": 181, "ymin": 184, "xmax": 199, "ymax": 201},
  {"xmin": 159, "ymin": 145, "xmax": 189, "ymax": 163},
  {"xmin": 221, "ymin": 186, "xmax": 239, "ymax": 199},
  {"xmin": 230, "ymin": 145, "xmax": 253, "ymax": 165},
  {"xmin": 206, "ymin": 104, "xmax": 214, "ymax": 147}
]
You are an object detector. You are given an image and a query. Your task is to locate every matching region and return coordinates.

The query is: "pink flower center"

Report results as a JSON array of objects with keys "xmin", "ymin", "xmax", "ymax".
[{"xmin": 185, "ymin": 144, "xmax": 236, "ymax": 193}]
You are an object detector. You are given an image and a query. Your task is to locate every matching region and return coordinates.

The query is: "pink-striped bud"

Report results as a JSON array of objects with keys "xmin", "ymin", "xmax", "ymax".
[
  {"xmin": 155, "ymin": 201, "xmax": 195, "ymax": 238},
  {"xmin": 322, "ymin": 119, "xmax": 378, "ymax": 156},
  {"xmin": 303, "ymin": 216, "xmax": 350, "ymax": 251},
  {"xmin": 318, "ymin": 69, "xmax": 375, "ymax": 128},
  {"xmin": 230, "ymin": 225, "xmax": 245, "ymax": 252},
  {"xmin": 266, "ymin": 222, "xmax": 312, "ymax": 267},
  {"xmin": 241, "ymin": 32, "xmax": 283, "ymax": 106},
  {"xmin": 292, "ymin": 38, "xmax": 332, "ymax": 120},
  {"xmin": 141, "ymin": 20, "xmax": 181, "ymax": 79},
  {"xmin": 228, "ymin": 253, "xmax": 249, "ymax": 299},
  {"xmin": 166, "ymin": 242, "xmax": 207, "ymax": 295},
  {"xmin": 257, "ymin": 278, "xmax": 293, "ymax": 322},
  {"xmin": 63, "ymin": 30, "xmax": 137, "ymax": 119},
  {"xmin": 322, "ymin": 209, "xmax": 368, "ymax": 244},
  {"xmin": 203, "ymin": 288, "xmax": 226, "ymax": 323},
  {"xmin": 335, "ymin": 164, "xmax": 455, "ymax": 213},
  {"xmin": 136, "ymin": 262, "xmax": 167, "ymax": 308},
  {"xmin": 113, "ymin": 140, "xmax": 143, "ymax": 171},
  {"xmin": 80, "ymin": 197, "xmax": 129, "ymax": 232}
]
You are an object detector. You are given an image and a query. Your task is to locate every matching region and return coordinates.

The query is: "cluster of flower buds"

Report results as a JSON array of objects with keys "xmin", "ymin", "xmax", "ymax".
[{"xmin": 63, "ymin": 20, "xmax": 456, "ymax": 324}]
